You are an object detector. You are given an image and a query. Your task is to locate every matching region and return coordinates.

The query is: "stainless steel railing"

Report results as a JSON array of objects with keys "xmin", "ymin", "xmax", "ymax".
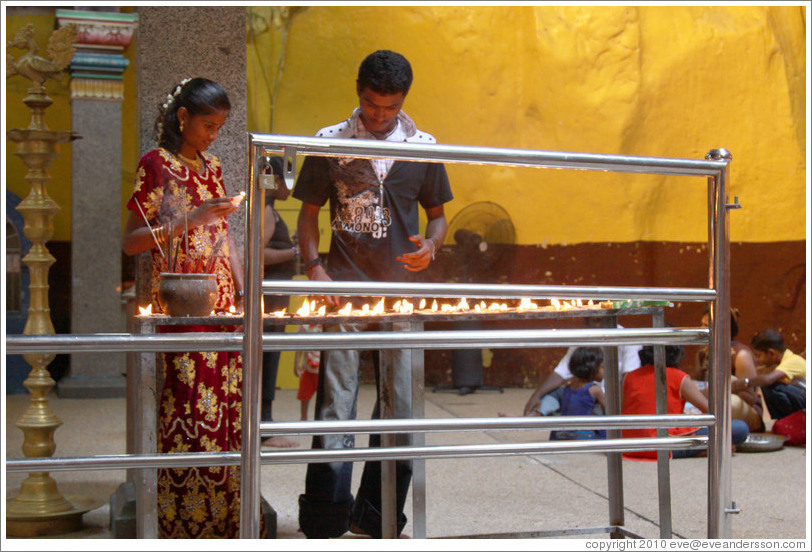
[
  {"xmin": 6, "ymin": 137, "xmax": 732, "ymax": 539},
  {"xmin": 244, "ymin": 136, "xmax": 732, "ymax": 539}
]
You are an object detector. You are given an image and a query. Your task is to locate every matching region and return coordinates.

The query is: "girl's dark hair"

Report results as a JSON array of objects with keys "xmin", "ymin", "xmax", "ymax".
[
  {"xmin": 569, "ymin": 347, "xmax": 604, "ymax": 381},
  {"xmin": 154, "ymin": 77, "xmax": 231, "ymax": 153},
  {"xmin": 638, "ymin": 344, "xmax": 686, "ymax": 368}
]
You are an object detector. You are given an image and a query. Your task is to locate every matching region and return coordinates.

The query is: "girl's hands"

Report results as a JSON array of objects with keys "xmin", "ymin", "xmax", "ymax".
[{"xmin": 189, "ymin": 197, "xmax": 239, "ymax": 227}]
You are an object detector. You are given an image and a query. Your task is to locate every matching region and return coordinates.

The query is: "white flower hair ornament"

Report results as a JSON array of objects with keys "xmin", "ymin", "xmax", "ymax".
[
  {"xmin": 157, "ymin": 77, "xmax": 193, "ymax": 144},
  {"xmin": 162, "ymin": 77, "xmax": 193, "ymax": 111}
]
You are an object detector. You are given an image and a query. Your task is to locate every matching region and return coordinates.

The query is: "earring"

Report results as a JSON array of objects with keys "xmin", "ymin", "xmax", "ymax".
[{"xmin": 179, "ymin": 121, "xmax": 185, "ymax": 133}]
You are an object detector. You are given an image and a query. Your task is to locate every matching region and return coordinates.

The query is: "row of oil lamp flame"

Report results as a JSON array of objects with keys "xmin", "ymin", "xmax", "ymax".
[{"xmin": 139, "ymin": 297, "xmax": 605, "ymax": 317}]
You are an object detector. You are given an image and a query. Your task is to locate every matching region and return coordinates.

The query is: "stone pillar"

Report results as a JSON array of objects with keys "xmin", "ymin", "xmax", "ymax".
[
  {"xmin": 135, "ymin": 6, "xmax": 248, "ymax": 276},
  {"xmin": 56, "ymin": 9, "xmax": 139, "ymax": 399}
]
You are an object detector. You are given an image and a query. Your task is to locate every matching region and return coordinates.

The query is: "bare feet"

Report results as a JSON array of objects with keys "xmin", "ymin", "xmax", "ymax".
[
  {"xmin": 261, "ymin": 436, "xmax": 299, "ymax": 448},
  {"xmin": 498, "ymin": 411, "xmax": 515, "ymax": 417}
]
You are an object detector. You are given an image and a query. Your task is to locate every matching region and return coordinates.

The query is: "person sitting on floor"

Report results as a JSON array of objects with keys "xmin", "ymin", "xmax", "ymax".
[
  {"xmin": 549, "ymin": 347, "xmax": 607, "ymax": 441},
  {"xmin": 622, "ymin": 343, "xmax": 749, "ymax": 460},
  {"xmin": 696, "ymin": 307, "xmax": 765, "ymax": 432},
  {"xmin": 505, "ymin": 317, "xmax": 641, "ymax": 418},
  {"xmin": 731, "ymin": 328, "xmax": 806, "ymax": 421}
]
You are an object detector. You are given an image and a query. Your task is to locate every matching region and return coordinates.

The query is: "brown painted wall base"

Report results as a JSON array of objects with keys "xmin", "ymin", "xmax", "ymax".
[
  {"xmin": 419, "ymin": 240, "xmax": 806, "ymax": 390},
  {"xmin": 23, "ymin": 239, "xmax": 806, "ymax": 393}
]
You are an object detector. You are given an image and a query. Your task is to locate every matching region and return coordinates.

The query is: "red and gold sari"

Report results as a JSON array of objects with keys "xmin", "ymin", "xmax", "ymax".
[{"xmin": 128, "ymin": 148, "xmax": 262, "ymax": 538}]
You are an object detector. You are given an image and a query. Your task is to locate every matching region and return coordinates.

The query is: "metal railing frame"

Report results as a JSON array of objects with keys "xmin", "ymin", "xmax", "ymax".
[
  {"xmin": 244, "ymin": 135, "xmax": 732, "ymax": 539},
  {"xmin": 5, "ymin": 136, "xmax": 732, "ymax": 539}
]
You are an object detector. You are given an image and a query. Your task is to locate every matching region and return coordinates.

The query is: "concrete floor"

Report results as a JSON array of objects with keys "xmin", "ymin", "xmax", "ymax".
[{"xmin": 3, "ymin": 385, "xmax": 809, "ymax": 547}]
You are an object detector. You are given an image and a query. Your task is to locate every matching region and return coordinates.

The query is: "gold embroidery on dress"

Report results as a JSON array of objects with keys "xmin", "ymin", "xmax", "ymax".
[{"xmin": 196, "ymin": 382, "xmax": 219, "ymax": 421}]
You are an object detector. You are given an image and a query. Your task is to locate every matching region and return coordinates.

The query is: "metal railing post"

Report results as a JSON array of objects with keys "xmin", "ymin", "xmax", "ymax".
[
  {"xmin": 240, "ymin": 137, "xmax": 264, "ymax": 539},
  {"xmin": 706, "ymin": 148, "xmax": 733, "ymax": 538}
]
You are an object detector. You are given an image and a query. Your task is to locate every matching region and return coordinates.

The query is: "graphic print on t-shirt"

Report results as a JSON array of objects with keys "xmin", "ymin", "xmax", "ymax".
[{"xmin": 329, "ymin": 158, "xmax": 391, "ymax": 240}]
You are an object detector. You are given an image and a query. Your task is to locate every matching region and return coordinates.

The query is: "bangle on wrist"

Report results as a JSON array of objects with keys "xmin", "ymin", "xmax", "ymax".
[
  {"xmin": 304, "ymin": 257, "xmax": 321, "ymax": 274},
  {"xmin": 292, "ymin": 245, "xmax": 300, "ymax": 258},
  {"xmin": 744, "ymin": 377, "xmax": 750, "ymax": 387},
  {"xmin": 428, "ymin": 237, "xmax": 437, "ymax": 260},
  {"xmin": 236, "ymin": 289, "xmax": 245, "ymax": 298}
]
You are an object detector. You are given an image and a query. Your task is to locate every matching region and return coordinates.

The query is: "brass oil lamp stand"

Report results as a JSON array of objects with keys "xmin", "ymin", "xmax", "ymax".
[{"xmin": 6, "ymin": 23, "xmax": 100, "ymax": 537}]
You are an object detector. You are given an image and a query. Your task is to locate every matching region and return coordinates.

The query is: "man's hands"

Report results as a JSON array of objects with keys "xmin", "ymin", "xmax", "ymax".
[
  {"xmin": 306, "ymin": 263, "xmax": 343, "ymax": 307},
  {"xmin": 397, "ymin": 234, "xmax": 436, "ymax": 272}
]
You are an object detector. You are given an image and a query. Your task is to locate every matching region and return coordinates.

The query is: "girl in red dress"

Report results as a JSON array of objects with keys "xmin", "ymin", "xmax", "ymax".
[{"xmin": 123, "ymin": 77, "xmax": 262, "ymax": 538}]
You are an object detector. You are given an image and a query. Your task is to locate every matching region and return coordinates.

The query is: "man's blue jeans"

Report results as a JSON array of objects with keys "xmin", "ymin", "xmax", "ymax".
[{"xmin": 298, "ymin": 323, "xmax": 413, "ymax": 538}]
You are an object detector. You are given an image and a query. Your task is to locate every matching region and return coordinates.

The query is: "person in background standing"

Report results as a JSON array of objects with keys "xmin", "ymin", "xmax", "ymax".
[{"xmin": 260, "ymin": 155, "xmax": 300, "ymax": 448}]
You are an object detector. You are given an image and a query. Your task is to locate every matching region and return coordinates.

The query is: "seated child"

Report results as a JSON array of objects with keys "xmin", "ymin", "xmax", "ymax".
[
  {"xmin": 550, "ymin": 347, "xmax": 607, "ymax": 441},
  {"xmin": 731, "ymin": 328, "xmax": 806, "ymax": 421}
]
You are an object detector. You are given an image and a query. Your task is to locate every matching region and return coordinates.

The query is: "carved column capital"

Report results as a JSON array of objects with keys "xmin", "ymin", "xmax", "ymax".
[{"xmin": 56, "ymin": 9, "xmax": 139, "ymax": 101}]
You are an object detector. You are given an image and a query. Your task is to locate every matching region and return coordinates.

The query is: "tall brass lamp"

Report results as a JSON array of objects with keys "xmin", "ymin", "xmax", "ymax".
[{"xmin": 6, "ymin": 22, "xmax": 101, "ymax": 537}]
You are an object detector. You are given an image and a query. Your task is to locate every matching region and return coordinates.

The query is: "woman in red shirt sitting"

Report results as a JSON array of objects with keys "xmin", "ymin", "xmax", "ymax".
[{"xmin": 622, "ymin": 343, "xmax": 749, "ymax": 460}]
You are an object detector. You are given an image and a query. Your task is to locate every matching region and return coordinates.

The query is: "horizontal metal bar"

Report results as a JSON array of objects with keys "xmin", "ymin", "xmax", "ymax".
[
  {"xmin": 262, "ymin": 280, "xmax": 717, "ymax": 301},
  {"xmin": 454, "ymin": 526, "xmax": 632, "ymax": 539},
  {"xmin": 5, "ymin": 436, "xmax": 707, "ymax": 472},
  {"xmin": 5, "ymin": 327, "xmax": 709, "ymax": 354},
  {"xmin": 251, "ymin": 134, "xmax": 727, "ymax": 178},
  {"xmin": 143, "ymin": 307, "xmax": 671, "ymax": 328},
  {"xmin": 260, "ymin": 414, "xmax": 715, "ymax": 435}
]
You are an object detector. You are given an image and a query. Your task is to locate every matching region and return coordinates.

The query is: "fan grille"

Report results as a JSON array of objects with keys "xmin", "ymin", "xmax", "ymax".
[{"xmin": 445, "ymin": 201, "xmax": 515, "ymax": 246}]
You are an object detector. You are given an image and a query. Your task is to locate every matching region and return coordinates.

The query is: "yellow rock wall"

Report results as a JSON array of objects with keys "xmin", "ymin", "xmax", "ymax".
[{"xmin": 248, "ymin": 5, "xmax": 806, "ymax": 245}]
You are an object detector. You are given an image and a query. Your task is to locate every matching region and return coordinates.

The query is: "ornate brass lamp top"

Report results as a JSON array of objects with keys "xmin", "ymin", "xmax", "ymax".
[{"xmin": 6, "ymin": 22, "xmax": 77, "ymax": 89}]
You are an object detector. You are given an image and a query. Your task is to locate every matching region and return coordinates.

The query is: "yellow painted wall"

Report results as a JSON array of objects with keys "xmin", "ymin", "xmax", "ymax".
[
  {"xmin": 248, "ymin": 5, "xmax": 806, "ymax": 245},
  {"xmin": 7, "ymin": 6, "xmax": 805, "ymax": 245}
]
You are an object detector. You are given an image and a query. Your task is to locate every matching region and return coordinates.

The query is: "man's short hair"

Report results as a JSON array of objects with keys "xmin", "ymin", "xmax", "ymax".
[
  {"xmin": 750, "ymin": 328, "xmax": 785, "ymax": 353},
  {"xmin": 357, "ymin": 50, "xmax": 413, "ymax": 95}
]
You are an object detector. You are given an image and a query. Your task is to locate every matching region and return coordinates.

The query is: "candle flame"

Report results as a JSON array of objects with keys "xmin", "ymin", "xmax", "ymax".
[
  {"xmin": 138, "ymin": 304, "xmax": 153, "ymax": 316},
  {"xmin": 372, "ymin": 298, "xmax": 386, "ymax": 315},
  {"xmin": 395, "ymin": 299, "xmax": 414, "ymax": 314},
  {"xmin": 518, "ymin": 298, "xmax": 538, "ymax": 311},
  {"xmin": 268, "ymin": 293, "xmax": 631, "ymax": 319},
  {"xmin": 296, "ymin": 299, "xmax": 314, "ymax": 317}
]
